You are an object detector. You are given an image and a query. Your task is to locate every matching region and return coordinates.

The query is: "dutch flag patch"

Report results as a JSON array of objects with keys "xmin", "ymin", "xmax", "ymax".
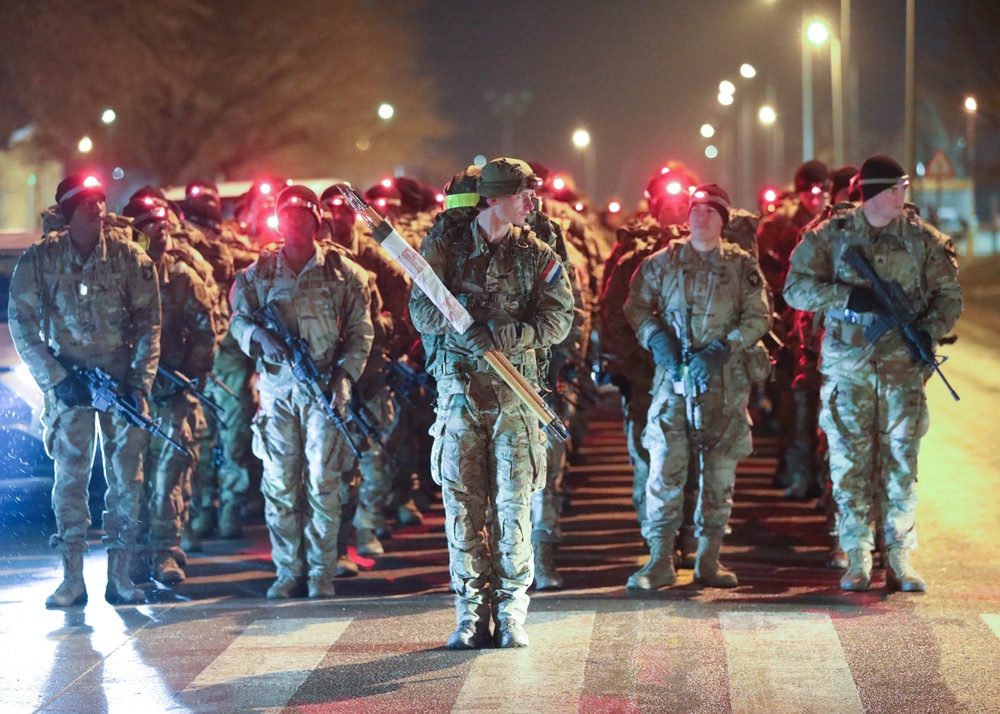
[{"xmin": 541, "ymin": 259, "xmax": 563, "ymax": 285}]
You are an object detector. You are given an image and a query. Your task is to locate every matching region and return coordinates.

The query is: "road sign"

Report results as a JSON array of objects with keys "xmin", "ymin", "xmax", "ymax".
[{"xmin": 925, "ymin": 150, "xmax": 956, "ymax": 180}]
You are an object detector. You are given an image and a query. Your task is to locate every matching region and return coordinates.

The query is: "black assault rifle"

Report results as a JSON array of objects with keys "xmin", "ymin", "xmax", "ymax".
[
  {"xmin": 842, "ymin": 246, "xmax": 959, "ymax": 401},
  {"xmin": 252, "ymin": 302, "xmax": 368, "ymax": 460},
  {"xmin": 54, "ymin": 355, "xmax": 188, "ymax": 455},
  {"xmin": 156, "ymin": 366, "xmax": 228, "ymax": 428}
]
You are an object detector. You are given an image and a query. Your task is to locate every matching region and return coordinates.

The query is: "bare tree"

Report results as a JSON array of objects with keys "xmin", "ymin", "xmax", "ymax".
[{"xmin": 0, "ymin": 0, "xmax": 452, "ymax": 184}]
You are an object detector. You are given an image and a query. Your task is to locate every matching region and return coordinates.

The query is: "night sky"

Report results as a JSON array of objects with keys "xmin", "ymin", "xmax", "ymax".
[{"xmin": 412, "ymin": 0, "xmax": 956, "ymax": 209}]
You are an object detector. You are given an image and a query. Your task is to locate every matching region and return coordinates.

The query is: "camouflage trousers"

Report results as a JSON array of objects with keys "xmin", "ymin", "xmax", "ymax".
[
  {"xmin": 641, "ymin": 374, "xmax": 752, "ymax": 542},
  {"xmin": 819, "ymin": 370, "xmax": 929, "ymax": 553},
  {"xmin": 430, "ymin": 374, "xmax": 546, "ymax": 626},
  {"xmin": 622, "ymin": 371, "xmax": 654, "ymax": 523},
  {"xmin": 531, "ymin": 393, "xmax": 569, "ymax": 543},
  {"xmin": 193, "ymin": 338, "xmax": 256, "ymax": 516},
  {"xmin": 251, "ymin": 394, "xmax": 355, "ymax": 579},
  {"xmin": 140, "ymin": 393, "xmax": 204, "ymax": 552},
  {"xmin": 352, "ymin": 378, "xmax": 398, "ymax": 532},
  {"xmin": 41, "ymin": 394, "xmax": 149, "ymax": 553}
]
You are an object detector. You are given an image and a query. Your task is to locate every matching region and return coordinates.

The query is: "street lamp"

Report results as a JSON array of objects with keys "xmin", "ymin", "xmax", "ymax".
[
  {"xmin": 101, "ymin": 108, "xmax": 116, "ymax": 125},
  {"xmin": 802, "ymin": 17, "xmax": 844, "ymax": 165},
  {"xmin": 740, "ymin": 63, "xmax": 757, "ymax": 79},
  {"xmin": 758, "ymin": 106, "xmax": 776, "ymax": 124},
  {"xmin": 964, "ymin": 95, "xmax": 977, "ymax": 179},
  {"xmin": 572, "ymin": 128, "xmax": 590, "ymax": 148},
  {"xmin": 700, "ymin": 123, "xmax": 715, "ymax": 139},
  {"xmin": 759, "ymin": 106, "xmax": 782, "ymax": 183},
  {"xmin": 718, "ymin": 92, "xmax": 734, "ymax": 106},
  {"xmin": 719, "ymin": 80, "xmax": 736, "ymax": 96},
  {"xmin": 78, "ymin": 136, "xmax": 93, "ymax": 153},
  {"xmin": 705, "ymin": 145, "xmax": 719, "ymax": 159},
  {"xmin": 378, "ymin": 103, "xmax": 394, "ymax": 120}
]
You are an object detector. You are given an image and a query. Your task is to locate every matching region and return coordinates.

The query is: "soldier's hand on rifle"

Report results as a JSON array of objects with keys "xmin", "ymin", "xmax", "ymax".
[
  {"xmin": 253, "ymin": 327, "xmax": 290, "ymax": 363},
  {"xmin": 906, "ymin": 328, "xmax": 935, "ymax": 365},
  {"xmin": 846, "ymin": 286, "xmax": 879, "ymax": 313},
  {"xmin": 688, "ymin": 340, "xmax": 732, "ymax": 387},
  {"xmin": 648, "ymin": 329, "xmax": 682, "ymax": 378},
  {"xmin": 52, "ymin": 373, "xmax": 90, "ymax": 407},
  {"xmin": 326, "ymin": 369, "xmax": 353, "ymax": 411},
  {"xmin": 455, "ymin": 322, "xmax": 496, "ymax": 358},
  {"xmin": 118, "ymin": 386, "xmax": 149, "ymax": 416}
]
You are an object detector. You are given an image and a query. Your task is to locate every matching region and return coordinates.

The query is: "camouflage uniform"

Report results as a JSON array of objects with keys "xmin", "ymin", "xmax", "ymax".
[
  {"xmin": 784, "ymin": 205, "xmax": 962, "ymax": 569},
  {"xmin": 411, "ymin": 218, "xmax": 573, "ymax": 630},
  {"xmin": 230, "ymin": 245, "xmax": 373, "ymax": 587},
  {"xmin": 140, "ymin": 248, "xmax": 217, "ymax": 579},
  {"xmin": 8, "ymin": 220, "xmax": 160, "ymax": 598},
  {"xmin": 625, "ymin": 238, "xmax": 770, "ymax": 580}
]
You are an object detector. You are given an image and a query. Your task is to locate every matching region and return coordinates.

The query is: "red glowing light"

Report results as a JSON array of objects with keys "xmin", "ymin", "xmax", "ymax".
[
  {"xmin": 259, "ymin": 183, "xmax": 272, "ymax": 195},
  {"xmin": 380, "ymin": 179, "xmax": 393, "ymax": 188},
  {"xmin": 608, "ymin": 201, "xmax": 621, "ymax": 213},
  {"xmin": 764, "ymin": 189, "xmax": 777, "ymax": 202},
  {"xmin": 552, "ymin": 177, "xmax": 566, "ymax": 190},
  {"xmin": 666, "ymin": 181, "xmax": 682, "ymax": 195},
  {"xmin": 266, "ymin": 214, "xmax": 279, "ymax": 229}
]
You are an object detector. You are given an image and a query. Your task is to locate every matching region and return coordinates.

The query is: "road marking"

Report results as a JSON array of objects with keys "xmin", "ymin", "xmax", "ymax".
[
  {"xmin": 451, "ymin": 611, "xmax": 595, "ymax": 713},
  {"xmin": 182, "ymin": 617, "xmax": 351, "ymax": 713},
  {"xmin": 983, "ymin": 614, "xmax": 1000, "ymax": 640},
  {"xmin": 720, "ymin": 612, "xmax": 863, "ymax": 714}
]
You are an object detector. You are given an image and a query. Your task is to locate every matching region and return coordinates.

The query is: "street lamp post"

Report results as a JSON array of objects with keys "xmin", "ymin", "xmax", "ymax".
[
  {"xmin": 964, "ymin": 95, "xmax": 977, "ymax": 179},
  {"xmin": 572, "ymin": 128, "xmax": 596, "ymax": 201},
  {"xmin": 759, "ymin": 105, "xmax": 778, "ymax": 183}
]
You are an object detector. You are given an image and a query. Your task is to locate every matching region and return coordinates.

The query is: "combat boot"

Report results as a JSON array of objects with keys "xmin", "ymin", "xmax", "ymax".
[
  {"xmin": 397, "ymin": 499, "xmax": 424, "ymax": 527},
  {"xmin": 356, "ymin": 528, "xmax": 384, "ymax": 556},
  {"xmin": 826, "ymin": 544, "xmax": 849, "ymax": 569},
  {"xmin": 447, "ymin": 618, "xmax": 491, "ymax": 650},
  {"xmin": 494, "ymin": 619, "xmax": 529, "ymax": 648},
  {"xmin": 307, "ymin": 575, "xmax": 336, "ymax": 599},
  {"xmin": 678, "ymin": 529, "xmax": 698, "ymax": 570},
  {"xmin": 627, "ymin": 534, "xmax": 676, "ymax": 590},
  {"xmin": 267, "ymin": 574, "xmax": 305, "ymax": 599},
  {"xmin": 532, "ymin": 540, "xmax": 564, "ymax": 590},
  {"xmin": 105, "ymin": 549, "xmax": 145, "ymax": 605},
  {"xmin": 189, "ymin": 505, "xmax": 216, "ymax": 539},
  {"xmin": 886, "ymin": 547, "xmax": 926, "ymax": 592},
  {"xmin": 153, "ymin": 551, "xmax": 186, "ymax": 584},
  {"xmin": 839, "ymin": 549, "xmax": 873, "ymax": 591},
  {"xmin": 46, "ymin": 550, "xmax": 87, "ymax": 608},
  {"xmin": 694, "ymin": 536, "xmax": 739, "ymax": 588},
  {"xmin": 335, "ymin": 553, "xmax": 359, "ymax": 578}
]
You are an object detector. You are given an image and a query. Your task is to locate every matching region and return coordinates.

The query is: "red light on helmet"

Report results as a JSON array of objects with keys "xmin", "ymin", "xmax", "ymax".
[
  {"xmin": 574, "ymin": 202, "xmax": 584, "ymax": 212},
  {"xmin": 666, "ymin": 181, "xmax": 682, "ymax": 195},
  {"xmin": 608, "ymin": 201, "xmax": 621, "ymax": 213},
  {"xmin": 552, "ymin": 177, "xmax": 566, "ymax": 190},
  {"xmin": 83, "ymin": 176, "xmax": 100, "ymax": 188},
  {"xmin": 660, "ymin": 167, "xmax": 670, "ymax": 175},
  {"xmin": 810, "ymin": 185, "xmax": 825, "ymax": 195},
  {"xmin": 377, "ymin": 198, "xmax": 387, "ymax": 207},
  {"xmin": 436, "ymin": 193, "xmax": 445, "ymax": 203},
  {"xmin": 380, "ymin": 178, "xmax": 393, "ymax": 188},
  {"xmin": 693, "ymin": 190, "xmax": 707, "ymax": 200},
  {"xmin": 332, "ymin": 197, "xmax": 344, "ymax": 206},
  {"xmin": 259, "ymin": 183, "xmax": 272, "ymax": 195},
  {"xmin": 266, "ymin": 214, "xmax": 279, "ymax": 229},
  {"xmin": 190, "ymin": 186, "xmax": 201, "ymax": 196},
  {"xmin": 764, "ymin": 189, "xmax": 777, "ymax": 202}
]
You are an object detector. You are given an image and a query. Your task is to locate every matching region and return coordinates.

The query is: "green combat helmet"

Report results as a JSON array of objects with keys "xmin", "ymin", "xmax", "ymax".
[{"xmin": 476, "ymin": 158, "xmax": 542, "ymax": 198}]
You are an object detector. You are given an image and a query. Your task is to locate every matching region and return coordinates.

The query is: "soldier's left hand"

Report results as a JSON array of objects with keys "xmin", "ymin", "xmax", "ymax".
[
  {"xmin": 327, "ymin": 370, "xmax": 353, "ymax": 410},
  {"xmin": 906, "ymin": 329, "xmax": 935, "ymax": 365},
  {"xmin": 488, "ymin": 313, "xmax": 520, "ymax": 352},
  {"xmin": 120, "ymin": 388, "xmax": 149, "ymax": 416},
  {"xmin": 688, "ymin": 340, "xmax": 732, "ymax": 385}
]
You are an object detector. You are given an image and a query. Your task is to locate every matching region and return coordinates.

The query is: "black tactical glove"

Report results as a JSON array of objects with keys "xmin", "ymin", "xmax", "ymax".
[
  {"xmin": 688, "ymin": 340, "xmax": 732, "ymax": 386},
  {"xmin": 118, "ymin": 387, "xmax": 146, "ymax": 415},
  {"xmin": 455, "ymin": 323, "xmax": 496, "ymax": 358},
  {"xmin": 647, "ymin": 329, "xmax": 682, "ymax": 377},
  {"xmin": 906, "ymin": 328, "xmax": 935, "ymax": 365},
  {"xmin": 52, "ymin": 373, "xmax": 90, "ymax": 407},
  {"xmin": 846, "ymin": 286, "xmax": 879, "ymax": 313}
]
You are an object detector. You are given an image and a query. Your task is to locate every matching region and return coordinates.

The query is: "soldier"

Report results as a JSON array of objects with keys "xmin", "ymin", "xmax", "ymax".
[
  {"xmin": 410, "ymin": 158, "xmax": 573, "ymax": 649},
  {"xmin": 230, "ymin": 185, "xmax": 373, "ymax": 599},
  {"xmin": 121, "ymin": 197, "xmax": 217, "ymax": 583},
  {"xmin": 624, "ymin": 184, "xmax": 771, "ymax": 590},
  {"xmin": 785, "ymin": 155, "xmax": 962, "ymax": 592},
  {"xmin": 8, "ymin": 174, "xmax": 161, "ymax": 606}
]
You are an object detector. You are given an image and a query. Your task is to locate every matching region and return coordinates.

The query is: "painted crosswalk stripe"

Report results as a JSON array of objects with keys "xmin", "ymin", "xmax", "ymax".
[
  {"xmin": 183, "ymin": 617, "xmax": 352, "ymax": 713},
  {"xmin": 451, "ymin": 611, "xmax": 595, "ymax": 713},
  {"xmin": 983, "ymin": 614, "xmax": 1000, "ymax": 640},
  {"xmin": 720, "ymin": 612, "xmax": 863, "ymax": 714}
]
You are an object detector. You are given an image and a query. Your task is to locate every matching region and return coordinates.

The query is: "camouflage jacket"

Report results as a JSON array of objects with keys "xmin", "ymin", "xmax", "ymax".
[
  {"xmin": 409, "ymin": 217, "xmax": 574, "ymax": 382},
  {"xmin": 229, "ymin": 244, "xmax": 374, "ymax": 399},
  {"xmin": 152, "ymin": 248, "xmax": 217, "ymax": 384},
  {"xmin": 784, "ymin": 204, "xmax": 962, "ymax": 378},
  {"xmin": 624, "ymin": 238, "xmax": 771, "ymax": 385},
  {"xmin": 8, "ymin": 222, "xmax": 161, "ymax": 394}
]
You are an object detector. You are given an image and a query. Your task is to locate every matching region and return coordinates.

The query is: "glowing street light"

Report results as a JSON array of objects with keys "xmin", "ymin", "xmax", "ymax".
[
  {"xmin": 705, "ymin": 145, "xmax": 719, "ymax": 159},
  {"xmin": 807, "ymin": 20, "xmax": 829, "ymax": 45},
  {"xmin": 719, "ymin": 80, "xmax": 736, "ymax": 96},
  {"xmin": 378, "ymin": 103, "xmax": 394, "ymax": 120},
  {"xmin": 759, "ymin": 106, "xmax": 777, "ymax": 124},
  {"xmin": 964, "ymin": 95, "xmax": 978, "ymax": 113},
  {"xmin": 718, "ymin": 92, "xmax": 734, "ymax": 106},
  {"xmin": 572, "ymin": 128, "xmax": 591, "ymax": 148},
  {"xmin": 78, "ymin": 136, "xmax": 93, "ymax": 153},
  {"xmin": 101, "ymin": 108, "xmax": 116, "ymax": 124},
  {"xmin": 700, "ymin": 123, "xmax": 715, "ymax": 138},
  {"xmin": 740, "ymin": 63, "xmax": 757, "ymax": 79}
]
